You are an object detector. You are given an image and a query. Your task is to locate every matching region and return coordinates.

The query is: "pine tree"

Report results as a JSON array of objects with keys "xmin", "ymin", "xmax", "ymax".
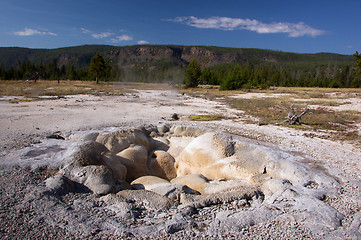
[
  {"xmin": 88, "ymin": 53, "xmax": 111, "ymax": 84},
  {"xmin": 220, "ymin": 64, "xmax": 246, "ymax": 90},
  {"xmin": 353, "ymin": 52, "xmax": 361, "ymax": 77},
  {"xmin": 351, "ymin": 51, "xmax": 361, "ymax": 87},
  {"xmin": 184, "ymin": 59, "xmax": 201, "ymax": 88}
]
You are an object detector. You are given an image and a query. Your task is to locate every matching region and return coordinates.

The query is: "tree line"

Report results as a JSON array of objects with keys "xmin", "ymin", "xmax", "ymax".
[
  {"xmin": 184, "ymin": 53, "xmax": 361, "ymax": 89},
  {"xmin": 1, "ymin": 52, "xmax": 360, "ymax": 88},
  {"xmin": 0, "ymin": 58, "xmax": 90, "ymax": 81},
  {"xmin": 0, "ymin": 53, "xmax": 122, "ymax": 83},
  {"xmin": 0, "ymin": 54, "xmax": 184, "ymax": 84}
]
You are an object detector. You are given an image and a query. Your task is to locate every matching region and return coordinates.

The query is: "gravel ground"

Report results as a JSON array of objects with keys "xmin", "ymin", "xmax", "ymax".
[
  {"xmin": 0, "ymin": 167, "xmax": 316, "ymax": 240},
  {"xmin": 0, "ymin": 167, "xmax": 83, "ymax": 240}
]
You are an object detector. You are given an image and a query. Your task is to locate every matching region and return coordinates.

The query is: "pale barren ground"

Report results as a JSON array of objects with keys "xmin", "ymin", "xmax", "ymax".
[{"xmin": 0, "ymin": 81, "xmax": 360, "ymax": 239}]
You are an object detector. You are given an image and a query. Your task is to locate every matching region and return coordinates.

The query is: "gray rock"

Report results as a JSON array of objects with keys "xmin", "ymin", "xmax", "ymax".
[
  {"xmin": 117, "ymin": 189, "xmax": 174, "ymax": 210},
  {"xmin": 46, "ymin": 133, "xmax": 65, "ymax": 140},
  {"xmin": 289, "ymin": 195, "xmax": 345, "ymax": 235},
  {"xmin": 82, "ymin": 132, "xmax": 100, "ymax": 142},
  {"xmin": 72, "ymin": 141, "xmax": 109, "ymax": 166},
  {"xmin": 179, "ymin": 188, "xmax": 262, "ymax": 209},
  {"xmin": 157, "ymin": 124, "xmax": 170, "ymax": 134},
  {"xmin": 45, "ymin": 174, "xmax": 74, "ymax": 195},
  {"xmin": 149, "ymin": 137, "xmax": 170, "ymax": 151},
  {"xmin": 99, "ymin": 194, "xmax": 134, "ymax": 219},
  {"xmin": 163, "ymin": 213, "xmax": 188, "ymax": 234},
  {"xmin": 261, "ymin": 177, "xmax": 295, "ymax": 200},
  {"xmin": 171, "ymin": 113, "xmax": 179, "ymax": 120},
  {"xmin": 114, "ymin": 180, "xmax": 134, "ymax": 192},
  {"xmin": 75, "ymin": 165, "xmax": 115, "ymax": 195},
  {"xmin": 139, "ymin": 125, "xmax": 158, "ymax": 136},
  {"xmin": 207, "ymin": 207, "xmax": 276, "ymax": 234},
  {"xmin": 150, "ymin": 183, "xmax": 199, "ymax": 201},
  {"xmin": 179, "ymin": 206, "xmax": 197, "ymax": 216}
]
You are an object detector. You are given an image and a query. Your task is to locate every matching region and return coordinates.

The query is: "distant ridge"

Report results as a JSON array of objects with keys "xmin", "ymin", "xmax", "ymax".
[{"xmin": 0, "ymin": 44, "xmax": 354, "ymax": 70}]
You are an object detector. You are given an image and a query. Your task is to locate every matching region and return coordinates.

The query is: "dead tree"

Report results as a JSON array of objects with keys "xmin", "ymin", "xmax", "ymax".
[
  {"xmin": 26, "ymin": 72, "xmax": 40, "ymax": 82},
  {"xmin": 282, "ymin": 104, "xmax": 309, "ymax": 125}
]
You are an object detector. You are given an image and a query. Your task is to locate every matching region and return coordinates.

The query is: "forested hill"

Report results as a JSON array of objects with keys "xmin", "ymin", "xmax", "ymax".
[
  {"xmin": 0, "ymin": 45, "xmax": 358, "ymax": 88},
  {"xmin": 0, "ymin": 44, "xmax": 354, "ymax": 69}
]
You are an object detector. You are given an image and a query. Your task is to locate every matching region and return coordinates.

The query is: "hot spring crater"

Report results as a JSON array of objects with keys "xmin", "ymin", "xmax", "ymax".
[{"xmin": 3, "ymin": 124, "xmax": 349, "ymax": 238}]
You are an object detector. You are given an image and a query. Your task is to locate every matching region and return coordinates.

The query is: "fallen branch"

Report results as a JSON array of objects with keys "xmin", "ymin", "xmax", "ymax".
[{"xmin": 282, "ymin": 104, "xmax": 309, "ymax": 125}]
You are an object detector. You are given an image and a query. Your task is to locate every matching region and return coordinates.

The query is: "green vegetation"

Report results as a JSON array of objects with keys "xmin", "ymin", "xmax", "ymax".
[
  {"xmin": 201, "ymin": 61, "xmax": 358, "ymax": 89},
  {"xmin": 184, "ymin": 59, "xmax": 201, "ymax": 88},
  {"xmin": 352, "ymin": 51, "xmax": 361, "ymax": 87},
  {"xmin": 189, "ymin": 114, "xmax": 224, "ymax": 121},
  {"xmin": 354, "ymin": 51, "xmax": 361, "ymax": 73},
  {"xmin": 88, "ymin": 54, "xmax": 111, "ymax": 84},
  {"xmin": 0, "ymin": 58, "xmax": 89, "ymax": 81}
]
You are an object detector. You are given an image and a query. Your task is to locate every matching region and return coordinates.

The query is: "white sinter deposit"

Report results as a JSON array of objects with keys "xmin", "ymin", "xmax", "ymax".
[
  {"xmin": 0, "ymin": 89, "xmax": 360, "ymax": 239},
  {"xmin": 0, "ymin": 124, "xmax": 357, "ymax": 239}
]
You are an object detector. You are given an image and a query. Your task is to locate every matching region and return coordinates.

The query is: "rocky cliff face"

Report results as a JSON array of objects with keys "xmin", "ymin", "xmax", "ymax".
[
  {"xmin": 182, "ymin": 47, "xmax": 241, "ymax": 66},
  {"xmin": 107, "ymin": 46, "xmax": 243, "ymax": 68}
]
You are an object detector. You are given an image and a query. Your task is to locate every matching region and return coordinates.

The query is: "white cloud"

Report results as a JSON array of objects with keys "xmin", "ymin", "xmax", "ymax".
[
  {"xmin": 81, "ymin": 28, "xmax": 114, "ymax": 39},
  {"xmin": 110, "ymin": 34, "xmax": 133, "ymax": 43},
  {"xmin": 80, "ymin": 28, "xmax": 91, "ymax": 34},
  {"xmin": 137, "ymin": 40, "xmax": 149, "ymax": 44},
  {"xmin": 91, "ymin": 32, "xmax": 114, "ymax": 39},
  {"xmin": 170, "ymin": 16, "xmax": 325, "ymax": 37},
  {"xmin": 13, "ymin": 27, "xmax": 57, "ymax": 36},
  {"xmin": 81, "ymin": 28, "xmax": 134, "ymax": 43}
]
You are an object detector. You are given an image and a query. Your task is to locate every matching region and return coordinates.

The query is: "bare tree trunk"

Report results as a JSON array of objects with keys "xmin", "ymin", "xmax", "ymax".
[{"xmin": 282, "ymin": 104, "xmax": 309, "ymax": 125}]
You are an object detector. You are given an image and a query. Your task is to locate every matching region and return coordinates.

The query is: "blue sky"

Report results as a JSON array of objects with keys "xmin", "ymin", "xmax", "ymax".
[{"xmin": 0, "ymin": 0, "xmax": 360, "ymax": 54}]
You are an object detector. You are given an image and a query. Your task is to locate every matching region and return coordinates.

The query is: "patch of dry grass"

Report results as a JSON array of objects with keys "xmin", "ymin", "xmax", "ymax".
[
  {"xmin": 229, "ymin": 97, "xmax": 360, "ymax": 141},
  {"xmin": 293, "ymin": 99, "xmax": 344, "ymax": 107},
  {"xmin": 8, "ymin": 98, "xmax": 34, "ymax": 104},
  {"xmin": 0, "ymin": 80, "xmax": 174, "ymax": 97},
  {"xmin": 267, "ymin": 86, "xmax": 361, "ymax": 96},
  {"xmin": 182, "ymin": 86, "xmax": 361, "ymax": 143},
  {"xmin": 302, "ymin": 109, "xmax": 360, "ymax": 130},
  {"xmin": 189, "ymin": 114, "xmax": 224, "ymax": 121},
  {"xmin": 226, "ymin": 97, "xmax": 291, "ymax": 123}
]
